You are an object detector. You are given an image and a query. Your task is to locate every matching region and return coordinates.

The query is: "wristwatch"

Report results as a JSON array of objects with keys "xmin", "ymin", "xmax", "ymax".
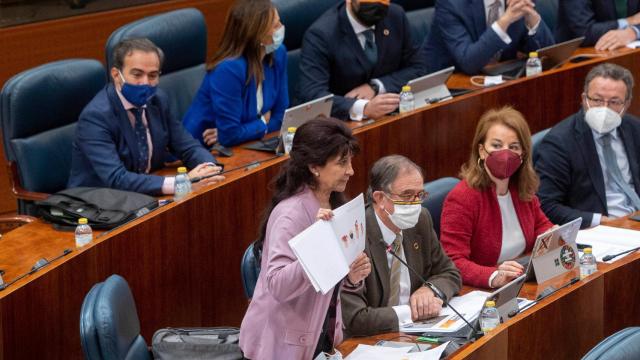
[{"xmin": 369, "ymin": 81, "xmax": 380, "ymax": 96}]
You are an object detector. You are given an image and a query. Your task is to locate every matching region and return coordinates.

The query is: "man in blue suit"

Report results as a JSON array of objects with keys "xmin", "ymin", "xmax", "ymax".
[
  {"xmin": 556, "ymin": 0, "xmax": 640, "ymax": 50},
  {"xmin": 534, "ymin": 63, "xmax": 640, "ymax": 229},
  {"xmin": 423, "ymin": 0, "xmax": 554, "ymax": 75},
  {"xmin": 68, "ymin": 38, "xmax": 224, "ymax": 195},
  {"xmin": 298, "ymin": 0, "xmax": 425, "ymax": 120}
]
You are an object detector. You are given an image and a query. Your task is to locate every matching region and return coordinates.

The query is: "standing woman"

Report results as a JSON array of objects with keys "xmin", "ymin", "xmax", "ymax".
[
  {"xmin": 183, "ymin": 0, "xmax": 288, "ymax": 147},
  {"xmin": 239, "ymin": 117, "xmax": 370, "ymax": 359},
  {"xmin": 440, "ymin": 106, "xmax": 554, "ymax": 289}
]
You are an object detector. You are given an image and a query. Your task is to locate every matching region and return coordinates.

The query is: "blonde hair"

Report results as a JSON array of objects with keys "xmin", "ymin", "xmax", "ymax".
[{"xmin": 460, "ymin": 106, "xmax": 539, "ymax": 201}]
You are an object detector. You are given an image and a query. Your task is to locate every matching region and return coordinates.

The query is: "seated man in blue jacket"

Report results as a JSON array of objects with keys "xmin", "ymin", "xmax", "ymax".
[
  {"xmin": 423, "ymin": 0, "xmax": 554, "ymax": 75},
  {"xmin": 68, "ymin": 38, "xmax": 224, "ymax": 195},
  {"xmin": 556, "ymin": 0, "xmax": 640, "ymax": 50},
  {"xmin": 298, "ymin": 0, "xmax": 425, "ymax": 121}
]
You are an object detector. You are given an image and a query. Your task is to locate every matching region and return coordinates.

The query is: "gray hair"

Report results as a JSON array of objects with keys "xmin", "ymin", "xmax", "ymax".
[
  {"xmin": 367, "ymin": 155, "xmax": 424, "ymax": 204},
  {"xmin": 584, "ymin": 63, "xmax": 634, "ymax": 101},
  {"xmin": 111, "ymin": 38, "xmax": 165, "ymax": 71}
]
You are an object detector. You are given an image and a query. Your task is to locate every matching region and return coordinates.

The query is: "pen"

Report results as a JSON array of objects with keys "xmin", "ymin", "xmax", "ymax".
[{"xmin": 416, "ymin": 336, "xmax": 439, "ymax": 343}]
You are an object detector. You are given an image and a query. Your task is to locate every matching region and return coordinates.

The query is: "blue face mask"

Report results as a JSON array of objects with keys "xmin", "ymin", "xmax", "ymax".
[
  {"xmin": 118, "ymin": 70, "xmax": 157, "ymax": 107},
  {"xmin": 264, "ymin": 25, "xmax": 285, "ymax": 54}
]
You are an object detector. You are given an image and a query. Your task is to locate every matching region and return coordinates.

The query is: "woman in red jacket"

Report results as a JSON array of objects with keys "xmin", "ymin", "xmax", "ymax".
[{"xmin": 441, "ymin": 106, "xmax": 554, "ymax": 288}]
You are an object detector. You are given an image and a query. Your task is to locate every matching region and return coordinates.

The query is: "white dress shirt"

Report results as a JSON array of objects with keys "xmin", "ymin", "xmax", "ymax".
[
  {"xmin": 488, "ymin": 191, "xmax": 526, "ymax": 287},
  {"xmin": 374, "ymin": 212, "xmax": 413, "ymax": 327},
  {"xmin": 484, "ymin": 0, "xmax": 540, "ymax": 45}
]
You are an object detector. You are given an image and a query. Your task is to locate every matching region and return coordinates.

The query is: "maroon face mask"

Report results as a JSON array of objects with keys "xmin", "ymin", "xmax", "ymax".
[{"xmin": 484, "ymin": 149, "xmax": 522, "ymax": 179}]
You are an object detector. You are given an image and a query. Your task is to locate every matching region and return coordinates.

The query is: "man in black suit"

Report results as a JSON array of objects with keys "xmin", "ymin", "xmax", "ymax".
[
  {"xmin": 556, "ymin": 0, "xmax": 640, "ymax": 50},
  {"xmin": 535, "ymin": 63, "xmax": 640, "ymax": 228},
  {"xmin": 298, "ymin": 0, "xmax": 425, "ymax": 120}
]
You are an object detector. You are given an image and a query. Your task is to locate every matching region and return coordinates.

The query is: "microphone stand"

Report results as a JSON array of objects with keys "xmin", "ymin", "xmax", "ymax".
[
  {"xmin": 386, "ymin": 245, "xmax": 482, "ymax": 340},
  {"xmin": 602, "ymin": 246, "xmax": 640, "ymax": 262}
]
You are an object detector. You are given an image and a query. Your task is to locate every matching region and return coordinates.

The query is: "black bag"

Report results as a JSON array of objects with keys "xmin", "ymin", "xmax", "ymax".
[
  {"xmin": 36, "ymin": 187, "xmax": 158, "ymax": 229},
  {"xmin": 152, "ymin": 327, "xmax": 243, "ymax": 360}
]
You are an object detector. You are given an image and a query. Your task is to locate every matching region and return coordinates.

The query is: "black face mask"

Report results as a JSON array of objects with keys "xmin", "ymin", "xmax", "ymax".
[{"xmin": 352, "ymin": 2, "xmax": 389, "ymax": 27}]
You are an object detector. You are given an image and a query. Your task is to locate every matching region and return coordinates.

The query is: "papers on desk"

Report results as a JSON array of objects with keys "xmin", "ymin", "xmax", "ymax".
[
  {"xmin": 345, "ymin": 342, "xmax": 449, "ymax": 360},
  {"xmin": 627, "ymin": 40, "xmax": 640, "ymax": 49},
  {"xmin": 576, "ymin": 225, "xmax": 640, "ymax": 263},
  {"xmin": 400, "ymin": 291, "xmax": 487, "ymax": 334},
  {"xmin": 289, "ymin": 194, "xmax": 366, "ymax": 294}
]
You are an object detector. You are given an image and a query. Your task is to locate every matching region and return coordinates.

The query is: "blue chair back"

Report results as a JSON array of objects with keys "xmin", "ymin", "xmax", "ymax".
[
  {"xmin": 531, "ymin": 127, "xmax": 550, "ymax": 160},
  {"xmin": 582, "ymin": 327, "xmax": 640, "ymax": 360},
  {"xmin": 537, "ymin": 0, "xmax": 558, "ymax": 32},
  {"xmin": 105, "ymin": 8, "xmax": 207, "ymax": 120},
  {"xmin": 392, "ymin": 0, "xmax": 435, "ymax": 11},
  {"xmin": 406, "ymin": 7, "xmax": 435, "ymax": 46},
  {"xmin": 423, "ymin": 177, "xmax": 460, "ymax": 238},
  {"xmin": 241, "ymin": 243, "xmax": 262, "ymax": 299},
  {"xmin": 0, "ymin": 59, "xmax": 106, "ymax": 212},
  {"xmin": 273, "ymin": 0, "xmax": 341, "ymax": 105},
  {"xmin": 80, "ymin": 274, "xmax": 151, "ymax": 360}
]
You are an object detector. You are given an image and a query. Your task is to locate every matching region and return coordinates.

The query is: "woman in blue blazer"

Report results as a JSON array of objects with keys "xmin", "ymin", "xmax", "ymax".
[{"xmin": 183, "ymin": 0, "xmax": 289, "ymax": 148}]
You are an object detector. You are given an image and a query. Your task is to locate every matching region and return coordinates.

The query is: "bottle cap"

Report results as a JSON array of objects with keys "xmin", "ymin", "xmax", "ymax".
[
  {"xmin": 177, "ymin": 167, "xmax": 187, "ymax": 174},
  {"xmin": 529, "ymin": 52, "xmax": 538, "ymax": 58},
  {"xmin": 402, "ymin": 85, "xmax": 411, "ymax": 92},
  {"xmin": 584, "ymin": 247, "xmax": 592, "ymax": 254},
  {"xmin": 287, "ymin": 127, "xmax": 297, "ymax": 133},
  {"xmin": 485, "ymin": 300, "xmax": 496, "ymax": 307},
  {"xmin": 78, "ymin": 218, "xmax": 88, "ymax": 225}
]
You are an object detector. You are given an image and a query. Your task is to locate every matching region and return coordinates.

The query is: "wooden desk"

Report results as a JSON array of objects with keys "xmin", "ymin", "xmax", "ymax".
[
  {"xmin": 338, "ymin": 216, "xmax": 640, "ymax": 359},
  {"xmin": 0, "ymin": 49, "xmax": 638, "ymax": 358}
]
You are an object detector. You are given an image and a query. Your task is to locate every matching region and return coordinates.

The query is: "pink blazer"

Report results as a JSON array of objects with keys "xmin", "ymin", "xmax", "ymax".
[{"xmin": 239, "ymin": 187, "xmax": 344, "ymax": 359}]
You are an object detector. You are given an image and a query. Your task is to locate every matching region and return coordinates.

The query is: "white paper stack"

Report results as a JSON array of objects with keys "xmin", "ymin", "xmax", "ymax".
[
  {"xmin": 400, "ymin": 291, "xmax": 487, "ymax": 333},
  {"xmin": 289, "ymin": 194, "xmax": 366, "ymax": 294},
  {"xmin": 576, "ymin": 225, "xmax": 640, "ymax": 263},
  {"xmin": 345, "ymin": 342, "xmax": 449, "ymax": 360}
]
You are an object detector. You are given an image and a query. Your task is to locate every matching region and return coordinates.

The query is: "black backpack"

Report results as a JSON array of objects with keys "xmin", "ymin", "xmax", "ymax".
[{"xmin": 36, "ymin": 187, "xmax": 158, "ymax": 229}]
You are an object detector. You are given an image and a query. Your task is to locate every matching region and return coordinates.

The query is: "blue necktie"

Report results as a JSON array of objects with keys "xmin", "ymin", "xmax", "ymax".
[
  {"xmin": 363, "ymin": 30, "xmax": 378, "ymax": 66},
  {"xmin": 131, "ymin": 108, "xmax": 149, "ymax": 174},
  {"xmin": 601, "ymin": 134, "xmax": 640, "ymax": 210}
]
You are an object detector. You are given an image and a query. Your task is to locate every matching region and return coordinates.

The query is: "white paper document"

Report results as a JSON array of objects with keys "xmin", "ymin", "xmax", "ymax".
[
  {"xmin": 345, "ymin": 342, "xmax": 449, "ymax": 360},
  {"xmin": 289, "ymin": 194, "xmax": 366, "ymax": 294},
  {"xmin": 576, "ymin": 225, "xmax": 640, "ymax": 263},
  {"xmin": 400, "ymin": 291, "xmax": 487, "ymax": 333}
]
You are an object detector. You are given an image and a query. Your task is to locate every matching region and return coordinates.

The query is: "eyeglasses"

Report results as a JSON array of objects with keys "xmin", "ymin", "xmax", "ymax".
[
  {"xmin": 585, "ymin": 95, "xmax": 626, "ymax": 110},
  {"xmin": 384, "ymin": 191, "xmax": 428, "ymax": 203}
]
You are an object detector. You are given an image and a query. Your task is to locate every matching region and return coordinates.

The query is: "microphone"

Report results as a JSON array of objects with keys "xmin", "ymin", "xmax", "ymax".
[
  {"xmin": 385, "ymin": 244, "xmax": 481, "ymax": 340},
  {"xmin": 0, "ymin": 249, "xmax": 72, "ymax": 291},
  {"xmin": 602, "ymin": 246, "xmax": 640, "ymax": 262},
  {"xmin": 510, "ymin": 277, "xmax": 579, "ymax": 317}
]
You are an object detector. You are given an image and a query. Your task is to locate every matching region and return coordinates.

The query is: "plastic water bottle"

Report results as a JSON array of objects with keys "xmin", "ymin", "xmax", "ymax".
[
  {"xmin": 75, "ymin": 217, "xmax": 93, "ymax": 248},
  {"xmin": 399, "ymin": 85, "xmax": 415, "ymax": 113},
  {"xmin": 479, "ymin": 300, "xmax": 500, "ymax": 334},
  {"xmin": 174, "ymin": 166, "xmax": 192, "ymax": 201},
  {"xmin": 283, "ymin": 127, "xmax": 296, "ymax": 155},
  {"xmin": 580, "ymin": 247, "xmax": 597, "ymax": 279},
  {"xmin": 526, "ymin": 52, "xmax": 542, "ymax": 77}
]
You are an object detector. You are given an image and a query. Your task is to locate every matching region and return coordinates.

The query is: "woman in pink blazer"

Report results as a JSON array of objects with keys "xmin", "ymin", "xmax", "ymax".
[{"xmin": 239, "ymin": 117, "xmax": 371, "ymax": 359}]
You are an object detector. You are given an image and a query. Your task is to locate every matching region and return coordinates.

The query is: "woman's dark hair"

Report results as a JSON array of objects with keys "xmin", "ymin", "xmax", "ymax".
[{"xmin": 254, "ymin": 117, "xmax": 360, "ymax": 258}]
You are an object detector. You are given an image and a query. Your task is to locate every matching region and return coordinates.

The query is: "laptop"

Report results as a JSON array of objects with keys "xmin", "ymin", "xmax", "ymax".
[
  {"xmin": 243, "ymin": 94, "xmax": 333, "ymax": 153},
  {"xmin": 407, "ymin": 66, "xmax": 455, "ymax": 110},
  {"xmin": 482, "ymin": 36, "xmax": 586, "ymax": 78},
  {"xmin": 519, "ymin": 217, "xmax": 583, "ymax": 284}
]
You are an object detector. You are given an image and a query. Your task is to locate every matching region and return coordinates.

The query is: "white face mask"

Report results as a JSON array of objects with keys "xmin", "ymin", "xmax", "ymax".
[
  {"xmin": 385, "ymin": 202, "xmax": 422, "ymax": 230},
  {"xmin": 584, "ymin": 105, "xmax": 623, "ymax": 134}
]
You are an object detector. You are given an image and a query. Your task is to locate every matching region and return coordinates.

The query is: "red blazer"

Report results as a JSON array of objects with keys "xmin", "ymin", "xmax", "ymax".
[{"xmin": 440, "ymin": 180, "xmax": 553, "ymax": 288}]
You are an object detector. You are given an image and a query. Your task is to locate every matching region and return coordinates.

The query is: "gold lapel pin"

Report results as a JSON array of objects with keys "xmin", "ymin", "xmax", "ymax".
[
  {"xmin": 383, "ymin": 29, "xmax": 390, "ymax": 36},
  {"xmin": 413, "ymin": 242, "xmax": 419, "ymax": 250}
]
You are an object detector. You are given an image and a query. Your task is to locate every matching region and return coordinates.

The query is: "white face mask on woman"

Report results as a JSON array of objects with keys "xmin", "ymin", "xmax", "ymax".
[
  {"xmin": 584, "ymin": 105, "xmax": 623, "ymax": 134},
  {"xmin": 384, "ymin": 198, "xmax": 422, "ymax": 230}
]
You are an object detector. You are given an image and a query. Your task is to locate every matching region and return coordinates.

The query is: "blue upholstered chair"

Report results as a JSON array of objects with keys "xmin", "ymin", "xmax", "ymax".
[
  {"xmin": 80, "ymin": 274, "xmax": 152, "ymax": 360},
  {"xmin": 273, "ymin": 0, "xmax": 342, "ymax": 105},
  {"xmin": 423, "ymin": 177, "xmax": 460, "ymax": 238},
  {"xmin": 393, "ymin": 0, "xmax": 435, "ymax": 11},
  {"xmin": 531, "ymin": 127, "xmax": 550, "ymax": 159},
  {"xmin": 0, "ymin": 59, "xmax": 106, "ymax": 214},
  {"xmin": 241, "ymin": 243, "xmax": 262, "ymax": 299},
  {"xmin": 537, "ymin": 0, "xmax": 558, "ymax": 32},
  {"xmin": 406, "ymin": 7, "xmax": 435, "ymax": 45},
  {"xmin": 582, "ymin": 327, "xmax": 640, "ymax": 360},
  {"xmin": 105, "ymin": 8, "xmax": 207, "ymax": 121}
]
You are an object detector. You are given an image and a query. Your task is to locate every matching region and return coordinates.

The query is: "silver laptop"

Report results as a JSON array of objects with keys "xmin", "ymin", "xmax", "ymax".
[
  {"xmin": 537, "ymin": 36, "xmax": 585, "ymax": 71},
  {"xmin": 522, "ymin": 217, "xmax": 583, "ymax": 284},
  {"xmin": 407, "ymin": 66, "xmax": 455, "ymax": 110},
  {"xmin": 484, "ymin": 274, "xmax": 526, "ymax": 323},
  {"xmin": 244, "ymin": 94, "xmax": 333, "ymax": 153}
]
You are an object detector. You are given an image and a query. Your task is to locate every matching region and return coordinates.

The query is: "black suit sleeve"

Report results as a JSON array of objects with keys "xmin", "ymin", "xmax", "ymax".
[
  {"xmin": 535, "ymin": 133, "xmax": 595, "ymax": 228},
  {"xmin": 560, "ymin": 0, "xmax": 620, "ymax": 46}
]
